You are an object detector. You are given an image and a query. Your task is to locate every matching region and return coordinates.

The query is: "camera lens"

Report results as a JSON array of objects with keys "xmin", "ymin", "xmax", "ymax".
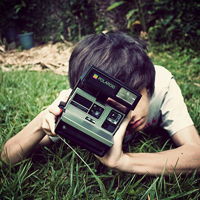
[
  {"xmin": 107, "ymin": 110, "xmax": 122, "ymax": 125},
  {"xmin": 89, "ymin": 104, "xmax": 104, "ymax": 119}
]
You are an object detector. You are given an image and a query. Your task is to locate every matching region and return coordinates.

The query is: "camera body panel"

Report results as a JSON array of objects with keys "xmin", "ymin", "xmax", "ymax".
[{"xmin": 55, "ymin": 65, "xmax": 141, "ymax": 157}]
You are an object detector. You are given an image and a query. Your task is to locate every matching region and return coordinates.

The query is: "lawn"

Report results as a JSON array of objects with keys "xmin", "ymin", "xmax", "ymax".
[{"xmin": 0, "ymin": 46, "xmax": 200, "ymax": 199}]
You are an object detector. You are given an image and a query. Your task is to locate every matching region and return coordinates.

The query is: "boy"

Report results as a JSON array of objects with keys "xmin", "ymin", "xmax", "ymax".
[{"xmin": 1, "ymin": 32, "xmax": 200, "ymax": 175}]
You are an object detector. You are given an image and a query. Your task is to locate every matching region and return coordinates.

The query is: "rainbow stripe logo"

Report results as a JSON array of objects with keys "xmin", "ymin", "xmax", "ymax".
[{"xmin": 93, "ymin": 74, "xmax": 98, "ymax": 79}]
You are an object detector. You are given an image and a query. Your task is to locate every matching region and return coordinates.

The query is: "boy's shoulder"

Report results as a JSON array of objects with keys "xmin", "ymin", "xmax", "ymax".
[
  {"xmin": 147, "ymin": 65, "xmax": 193, "ymax": 136},
  {"xmin": 143, "ymin": 65, "xmax": 173, "ymax": 131},
  {"xmin": 124, "ymin": 65, "xmax": 193, "ymax": 143},
  {"xmin": 124, "ymin": 65, "xmax": 173, "ymax": 142},
  {"xmin": 149, "ymin": 65, "xmax": 173, "ymax": 108},
  {"xmin": 154, "ymin": 65, "xmax": 173, "ymax": 89}
]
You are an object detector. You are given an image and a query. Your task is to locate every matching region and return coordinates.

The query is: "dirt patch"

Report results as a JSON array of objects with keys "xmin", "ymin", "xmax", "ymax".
[{"xmin": 0, "ymin": 42, "xmax": 74, "ymax": 75}]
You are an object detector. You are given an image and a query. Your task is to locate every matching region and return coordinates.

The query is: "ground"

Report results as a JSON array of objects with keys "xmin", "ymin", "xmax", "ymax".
[{"xmin": 0, "ymin": 42, "xmax": 74, "ymax": 75}]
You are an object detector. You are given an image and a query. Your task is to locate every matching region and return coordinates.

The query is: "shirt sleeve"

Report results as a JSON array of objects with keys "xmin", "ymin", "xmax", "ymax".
[{"xmin": 160, "ymin": 77, "xmax": 194, "ymax": 136}]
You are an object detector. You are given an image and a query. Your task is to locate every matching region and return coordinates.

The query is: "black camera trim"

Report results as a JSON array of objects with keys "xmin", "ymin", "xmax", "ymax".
[{"xmin": 55, "ymin": 65, "xmax": 142, "ymax": 157}]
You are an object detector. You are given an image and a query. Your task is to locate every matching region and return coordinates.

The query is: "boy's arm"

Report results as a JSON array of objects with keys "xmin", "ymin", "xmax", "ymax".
[
  {"xmin": 96, "ymin": 114, "xmax": 200, "ymax": 175},
  {"xmin": 1, "ymin": 90, "xmax": 71, "ymax": 164},
  {"xmin": 1, "ymin": 111, "xmax": 49, "ymax": 164}
]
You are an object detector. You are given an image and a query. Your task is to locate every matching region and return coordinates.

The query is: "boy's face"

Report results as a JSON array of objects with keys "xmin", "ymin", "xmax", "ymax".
[
  {"xmin": 127, "ymin": 87, "xmax": 150, "ymax": 132},
  {"xmin": 107, "ymin": 87, "xmax": 150, "ymax": 133}
]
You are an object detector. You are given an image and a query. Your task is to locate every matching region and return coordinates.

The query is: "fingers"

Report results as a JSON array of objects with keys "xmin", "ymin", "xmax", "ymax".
[
  {"xmin": 114, "ymin": 111, "xmax": 132, "ymax": 141},
  {"xmin": 42, "ymin": 89, "xmax": 72, "ymax": 136},
  {"xmin": 94, "ymin": 112, "xmax": 132, "ymax": 168},
  {"xmin": 48, "ymin": 105, "xmax": 62, "ymax": 116},
  {"xmin": 42, "ymin": 111, "xmax": 56, "ymax": 136},
  {"xmin": 58, "ymin": 89, "xmax": 72, "ymax": 101},
  {"xmin": 48, "ymin": 89, "xmax": 72, "ymax": 116}
]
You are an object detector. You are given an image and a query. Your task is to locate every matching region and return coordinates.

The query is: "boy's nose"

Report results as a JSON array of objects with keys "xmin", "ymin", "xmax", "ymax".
[{"xmin": 130, "ymin": 110, "xmax": 136, "ymax": 120}]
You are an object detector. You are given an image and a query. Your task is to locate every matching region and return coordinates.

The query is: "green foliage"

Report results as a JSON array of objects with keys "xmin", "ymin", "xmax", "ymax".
[
  {"xmin": 0, "ymin": 0, "xmax": 98, "ymax": 44},
  {"xmin": 0, "ymin": 46, "xmax": 200, "ymax": 199},
  {"xmin": 147, "ymin": 0, "xmax": 200, "ymax": 50},
  {"xmin": 107, "ymin": 0, "xmax": 200, "ymax": 51},
  {"xmin": 1, "ymin": 0, "xmax": 199, "ymax": 50},
  {"xmin": 47, "ymin": 0, "xmax": 97, "ymax": 41},
  {"xmin": 107, "ymin": 0, "xmax": 149, "ymax": 33},
  {"xmin": 107, "ymin": 1, "xmax": 126, "ymax": 11},
  {"xmin": 0, "ymin": 0, "xmax": 19, "ymax": 35}
]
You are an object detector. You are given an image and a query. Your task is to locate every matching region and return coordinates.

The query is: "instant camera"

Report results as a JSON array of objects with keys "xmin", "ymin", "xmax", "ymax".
[{"xmin": 55, "ymin": 65, "xmax": 141, "ymax": 157}]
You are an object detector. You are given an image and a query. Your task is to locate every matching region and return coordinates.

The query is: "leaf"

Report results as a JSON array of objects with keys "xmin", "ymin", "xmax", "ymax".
[
  {"xmin": 127, "ymin": 18, "xmax": 139, "ymax": 29},
  {"xmin": 193, "ymin": 58, "xmax": 200, "ymax": 64},
  {"xmin": 14, "ymin": 5, "xmax": 22, "ymax": 14},
  {"xmin": 106, "ymin": 1, "xmax": 126, "ymax": 11},
  {"xmin": 131, "ymin": 20, "xmax": 141, "ymax": 26},
  {"xmin": 128, "ymin": 20, "xmax": 141, "ymax": 29},
  {"xmin": 126, "ymin": 9, "xmax": 138, "ymax": 20},
  {"xmin": 22, "ymin": 0, "xmax": 26, "ymax": 8},
  {"xmin": 140, "ymin": 177, "xmax": 159, "ymax": 200},
  {"xmin": 163, "ymin": 15, "xmax": 174, "ymax": 26}
]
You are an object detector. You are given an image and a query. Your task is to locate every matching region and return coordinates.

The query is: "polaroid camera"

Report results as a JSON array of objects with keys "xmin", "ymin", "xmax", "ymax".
[{"xmin": 55, "ymin": 65, "xmax": 141, "ymax": 157}]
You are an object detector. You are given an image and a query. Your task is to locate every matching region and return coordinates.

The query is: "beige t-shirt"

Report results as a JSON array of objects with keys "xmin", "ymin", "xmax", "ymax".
[{"xmin": 123, "ymin": 65, "xmax": 193, "ymax": 143}]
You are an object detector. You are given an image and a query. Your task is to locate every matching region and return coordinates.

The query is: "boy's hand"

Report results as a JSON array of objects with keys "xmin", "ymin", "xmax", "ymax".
[
  {"xmin": 41, "ymin": 89, "xmax": 72, "ymax": 136},
  {"xmin": 95, "ymin": 112, "xmax": 132, "ymax": 170}
]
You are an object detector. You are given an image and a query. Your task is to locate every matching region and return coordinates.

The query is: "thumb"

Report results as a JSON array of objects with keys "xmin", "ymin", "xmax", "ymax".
[{"xmin": 113, "ymin": 111, "xmax": 132, "ymax": 142}]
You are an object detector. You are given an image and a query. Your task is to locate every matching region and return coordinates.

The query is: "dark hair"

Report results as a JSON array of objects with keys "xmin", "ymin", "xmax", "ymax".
[{"xmin": 69, "ymin": 32, "xmax": 155, "ymax": 97}]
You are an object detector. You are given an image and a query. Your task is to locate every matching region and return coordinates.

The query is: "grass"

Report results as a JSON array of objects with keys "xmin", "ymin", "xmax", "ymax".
[{"xmin": 0, "ymin": 46, "xmax": 200, "ymax": 199}]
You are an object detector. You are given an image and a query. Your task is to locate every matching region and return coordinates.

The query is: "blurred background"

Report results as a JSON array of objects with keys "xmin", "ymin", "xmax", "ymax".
[{"xmin": 0, "ymin": 0, "xmax": 199, "ymax": 51}]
